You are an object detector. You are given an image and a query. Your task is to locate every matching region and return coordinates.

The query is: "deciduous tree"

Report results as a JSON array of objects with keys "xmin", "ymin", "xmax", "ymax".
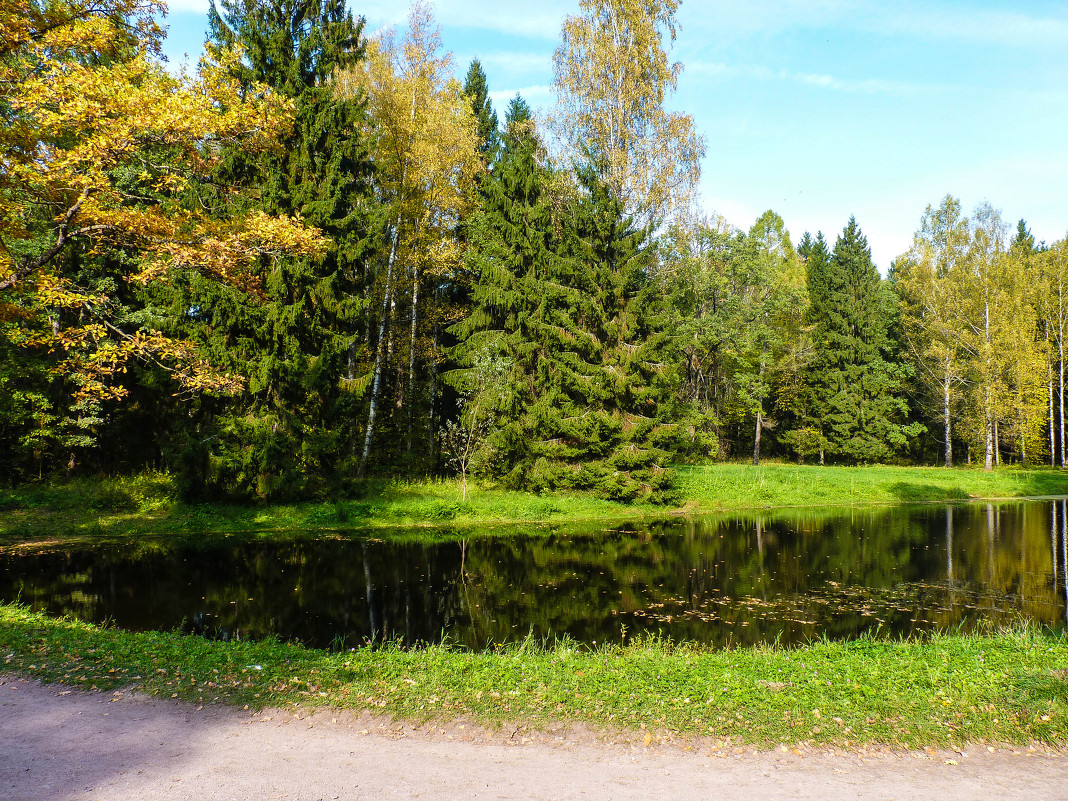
[
  {"xmin": 336, "ymin": 1, "xmax": 482, "ymax": 476},
  {"xmin": 551, "ymin": 0, "xmax": 705, "ymax": 225},
  {"xmin": 0, "ymin": 0, "xmax": 324, "ymax": 403}
]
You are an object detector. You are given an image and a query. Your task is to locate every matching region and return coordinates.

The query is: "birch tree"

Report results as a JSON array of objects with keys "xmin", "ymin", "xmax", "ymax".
[
  {"xmin": 551, "ymin": 0, "xmax": 705, "ymax": 224},
  {"xmin": 336, "ymin": 1, "xmax": 481, "ymax": 475},
  {"xmin": 959, "ymin": 203, "xmax": 1012, "ymax": 470},
  {"xmin": 1037, "ymin": 240, "xmax": 1068, "ymax": 466},
  {"xmin": 898, "ymin": 196, "xmax": 971, "ymax": 467}
]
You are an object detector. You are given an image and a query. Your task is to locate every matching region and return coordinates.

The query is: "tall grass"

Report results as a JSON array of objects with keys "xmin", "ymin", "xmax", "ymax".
[{"xmin": 2, "ymin": 604, "xmax": 1065, "ymax": 749}]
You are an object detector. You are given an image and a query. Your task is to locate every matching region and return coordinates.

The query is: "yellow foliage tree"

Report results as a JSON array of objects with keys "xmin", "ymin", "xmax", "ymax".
[
  {"xmin": 552, "ymin": 0, "xmax": 705, "ymax": 224},
  {"xmin": 335, "ymin": 1, "xmax": 482, "ymax": 473},
  {"xmin": 0, "ymin": 0, "xmax": 326, "ymax": 400}
]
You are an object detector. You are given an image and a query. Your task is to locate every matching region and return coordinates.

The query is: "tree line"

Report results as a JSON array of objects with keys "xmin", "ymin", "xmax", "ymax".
[{"xmin": 2, "ymin": 0, "xmax": 1066, "ymax": 502}]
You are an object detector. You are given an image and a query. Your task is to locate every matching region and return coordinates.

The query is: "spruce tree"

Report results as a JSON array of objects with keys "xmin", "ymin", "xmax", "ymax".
[
  {"xmin": 806, "ymin": 218, "xmax": 921, "ymax": 462},
  {"xmin": 453, "ymin": 99, "xmax": 682, "ymax": 502},
  {"xmin": 450, "ymin": 95, "xmax": 561, "ymax": 484},
  {"xmin": 171, "ymin": 0, "xmax": 375, "ymax": 499},
  {"xmin": 462, "ymin": 59, "xmax": 499, "ymax": 160}
]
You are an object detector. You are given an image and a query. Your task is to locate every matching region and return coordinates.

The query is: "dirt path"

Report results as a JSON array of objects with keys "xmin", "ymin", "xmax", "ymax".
[{"xmin": 2, "ymin": 676, "xmax": 1066, "ymax": 801}]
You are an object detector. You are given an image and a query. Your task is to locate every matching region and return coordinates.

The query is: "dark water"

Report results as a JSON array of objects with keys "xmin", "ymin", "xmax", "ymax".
[{"xmin": 3, "ymin": 499, "xmax": 1068, "ymax": 650}]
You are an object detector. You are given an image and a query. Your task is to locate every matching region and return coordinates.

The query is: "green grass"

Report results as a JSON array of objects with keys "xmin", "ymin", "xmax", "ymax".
[
  {"xmin": 676, "ymin": 462, "xmax": 1068, "ymax": 512},
  {"xmin": 2, "ymin": 603, "xmax": 1066, "ymax": 749},
  {"xmin": 0, "ymin": 473, "xmax": 662, "ymax": 548},
  {"xmin": 3, "ymin": 464, "xmax": 1068, "ymax": 550}
]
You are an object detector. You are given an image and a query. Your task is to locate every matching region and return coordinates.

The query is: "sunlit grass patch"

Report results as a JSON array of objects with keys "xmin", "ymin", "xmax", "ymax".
[{"xmin": 675, "ymin": 463, "xmax": 1068, "ymax": 512}]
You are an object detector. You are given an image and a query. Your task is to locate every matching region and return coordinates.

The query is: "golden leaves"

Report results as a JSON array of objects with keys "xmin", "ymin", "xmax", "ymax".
[
  {"xmin": 551, "ymin": 0, "xmax": 705, "ymax": 224},
  {"xmin": 0, "ymin": 0, "xmax": 321, "ymax": 402}
]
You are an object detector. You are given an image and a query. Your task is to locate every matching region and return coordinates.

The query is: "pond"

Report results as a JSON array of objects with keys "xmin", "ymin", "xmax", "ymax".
[{"xmin": 2, "ymin": 499, "xmax": 1067, "ymax": 650}]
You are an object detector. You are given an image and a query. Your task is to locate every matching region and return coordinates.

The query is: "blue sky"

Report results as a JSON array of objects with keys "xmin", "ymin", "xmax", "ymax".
[{"xmin": 160, "ymin": 0, "xmax": 1068, "ymax": 271}]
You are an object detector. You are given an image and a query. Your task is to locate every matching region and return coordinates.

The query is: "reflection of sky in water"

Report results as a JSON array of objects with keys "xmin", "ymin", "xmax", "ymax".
[{"xmin": 2, "ymin": 500, "xmax": 1067, "ymax": 651}]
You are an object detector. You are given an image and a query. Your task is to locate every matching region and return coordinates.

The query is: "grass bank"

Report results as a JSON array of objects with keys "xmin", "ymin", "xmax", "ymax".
[
  {"xmin": 677, "ymin": 463, "xmax": 1068, "ymax": 512},
  {"xmin": 0, "ymin": 473, "xmax": 653, "ymax": 548},
  {"xmin": 3, "ymin": 464, "xmax": 1068, "ymax": 548},
  {"xmin": 2, "ymin": 604, "xmax": 1065, "ymax": 749}
]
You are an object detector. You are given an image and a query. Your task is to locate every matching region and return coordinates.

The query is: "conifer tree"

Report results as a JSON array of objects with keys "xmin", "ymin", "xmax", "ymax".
[
  {"xmin": 454, "ymin": 100, "xmax": 682, "ymax": 502},
  {"xmin": 451, "ymin": 96, "xmax": 565, "ymax": 483},
  {"xmin": 806, "ymin": 219, "xmax": 921, "ymax": 462},
  {"xmin": 462, "ymin": 59, "xmax": 499, "ymax": 160},
  {"xmin": 1012, "ymin": 219, "xmax": 1036, "ymax": 254},
  {"xmin": 795, "ymin": 231, "xmax": 833, "ymax": 462},
  {"xmin": 171, "ymin": 0, "xmax": 375, "ymax": 499}
]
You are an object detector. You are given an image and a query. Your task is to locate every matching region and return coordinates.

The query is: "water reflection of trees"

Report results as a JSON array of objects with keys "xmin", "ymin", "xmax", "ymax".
[{"xmin": 1, "ymin": 501, "xmax": 1066, "ymax": 649}]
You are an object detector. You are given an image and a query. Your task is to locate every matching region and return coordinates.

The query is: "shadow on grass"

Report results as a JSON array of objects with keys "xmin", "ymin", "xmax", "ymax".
[
  {"xmin": 1012, "ymin": 671, "xmax": 1068, "ymax": 706},
  {"xmin": 886, "ymin": 483, "xmax": 972, "ymax": 502}
]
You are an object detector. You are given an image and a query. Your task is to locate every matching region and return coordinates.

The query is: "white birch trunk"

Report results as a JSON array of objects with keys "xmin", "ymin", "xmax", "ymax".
[
  {"xmin": 943, "ymin": 371, "xmax": 952, "ymax": 468},
  {"xmin": 1061, "ymin": 277, "xmax": 1065, "ymax": 467},
  {"xmin": 752, "ymin": 358, "xmax": 765, "ymax": 466},
  {"xmin": 406, "ymin": 260, "xmax": 420, "ymax": 455},
  {"xmin": 984, "ymin": 298, "xmax": 994, "ymax": 471},
  {"xmin": 358, "ymin": 225, "xmax": 399, "ymax": 478}
]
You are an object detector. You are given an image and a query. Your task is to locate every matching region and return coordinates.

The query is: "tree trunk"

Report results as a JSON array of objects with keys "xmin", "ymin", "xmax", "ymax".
[
  {"xmin": 358, "ymin": 223, "xmax": 400, "ymax": 478},
  {"xmin": 428, "ymin": 319, "xmax": 440, "ymax": 471},
  {"xmin": 1050, "ymin": 361, "xmax": 1056, "ymax": 467},
  {"xmin": 752, "ymin": 409, "xmax": 762, "ymax": 466},
  {"xmin": 1019, "ymin": 409, "xmax": 1026, "ymax": 466},
  {"xmin": 943, "ymin": 372, "xmax": 952, "ymax": 468},
  {"xmin": 984, "ymin": 298, "xmax": 993, "ymax": 472},
  {"xmin": 752, "ymin": 359, "xmax": 765, "ymax": 466},
  {"xmin": 406, "ymin": 260, "xmax": 421, "ymax": 456},
  {"xmin": 984, "ymin": 391, "xmax": 994, "ymax": 471},
  {"xmin": 994, "ymin": 418, "xmax": 1001, "ymax": 467},
  {"xmin": 1060, "ymin": 278, "xmax": 1065, "ymax": 467}
]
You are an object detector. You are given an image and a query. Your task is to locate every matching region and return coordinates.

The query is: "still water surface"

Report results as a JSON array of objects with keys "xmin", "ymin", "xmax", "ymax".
[{"xmin": 3, "ymin": 499, "xmax": 1068, "ymax": 650}]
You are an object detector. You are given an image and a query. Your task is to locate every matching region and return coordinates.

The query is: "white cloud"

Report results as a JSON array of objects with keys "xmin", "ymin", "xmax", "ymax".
[
  {"xmin": 358, "ymin": 0, "xmax": 569, "ymax": 40},
  {"xmin": 687, "ymin": 59, "xmax": 941, "ymax": 98},
  {"xmin": 489, "ymin": 84, "xmax": 553, "ymax": 108}
]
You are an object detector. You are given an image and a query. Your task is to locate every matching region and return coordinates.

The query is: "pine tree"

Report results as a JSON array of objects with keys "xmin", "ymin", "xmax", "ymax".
[{"xmin": 170, "ymin": 0, "xmax": 376, "ymax": 499}]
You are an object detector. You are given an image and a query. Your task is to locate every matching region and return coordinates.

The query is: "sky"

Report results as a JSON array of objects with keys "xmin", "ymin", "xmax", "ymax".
[{"xmin": 159, "ymin": 0, "xmax": 1068, "ymax": 272}]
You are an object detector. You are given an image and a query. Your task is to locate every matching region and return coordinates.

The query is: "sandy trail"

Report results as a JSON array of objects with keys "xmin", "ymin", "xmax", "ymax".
[{"xmin": 1, "ymin": 676, "xmax": 1066, "ymax": 801}]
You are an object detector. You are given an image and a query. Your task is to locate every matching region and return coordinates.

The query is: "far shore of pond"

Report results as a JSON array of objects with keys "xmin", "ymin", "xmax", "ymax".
[{"xmin": 3, "ymin": 463, "xmax": 1068, "ymax": 549}]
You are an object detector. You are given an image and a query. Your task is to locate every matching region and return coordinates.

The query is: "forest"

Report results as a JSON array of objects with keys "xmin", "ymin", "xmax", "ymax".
[{"xmin": 3, "ymin": 0, "xmax": 1067, "ymax": 504}]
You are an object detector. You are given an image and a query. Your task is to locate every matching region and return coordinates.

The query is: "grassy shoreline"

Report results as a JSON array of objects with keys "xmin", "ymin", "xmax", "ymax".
[
  {"xmin": 5, "ymin": 467, "xmax": 1068, "ymax": 749},
  {"xmin": 2, "ymin": 604, "xmax": 1065, "ymax": 749},
  {"xmin": 3, "ymin": 463, "xmax": 1068, "ymax": 548}
]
